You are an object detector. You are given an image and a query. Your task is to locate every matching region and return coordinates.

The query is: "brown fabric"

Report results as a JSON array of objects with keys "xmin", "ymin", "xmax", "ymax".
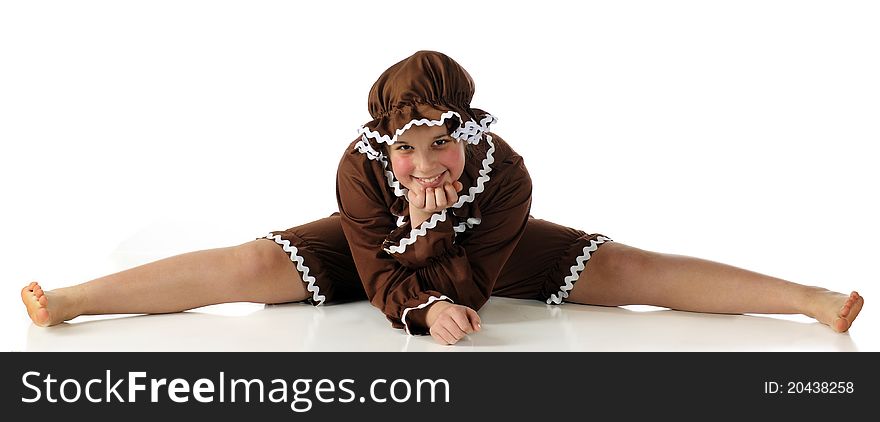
[
  {"xmin": 260, "ymin": 214, "xmax": 367, "ymax": 305},
  {"xmin": 263, "ymin": 213, "xmax": 611, "ymax": 327}
]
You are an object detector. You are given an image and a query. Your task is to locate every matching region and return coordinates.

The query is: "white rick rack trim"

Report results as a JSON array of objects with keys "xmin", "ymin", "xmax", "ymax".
[
  {"xmin": 401, "ymin": 295, "xmax": 453, "ymax": 335},
  {"xmin": 359, "ymin": 111, "xmax": 495, "ymax": 145},
  {"xmin": 454, "ymin": 115, "xmax": 497, "ymax": 144},
  {"xmin": 452, "ymin": 134, "xmax": 496, "ymax": 208},
  {"xmin": 265, "ymin": 233, "xmax": 326, "ymax": 305},
  {"xmin": 384, "ymin": 209, "xmax": 449, "ymax": 255},
  {"xmin": 454, "ymin": 217, "xmax": 482, "ymax": 233},
  {"xmin": 546, "ymin": 236, "xmax": 614, "ymax": 305},
  {"xmin": 385, "ymin": 216, "xmax": 480, "ymax": 253}
]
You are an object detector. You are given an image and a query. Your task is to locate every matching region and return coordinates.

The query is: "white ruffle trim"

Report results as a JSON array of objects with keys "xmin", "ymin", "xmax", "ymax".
[
  {"xmin": 546, "ymin": 236, "xmax": 613, "ymax": 305},
  {"xmin": 454, "ymin": 217, "xmax": 481, "ymax": 233},
  {"xmin": 454, "ymin": 115, "xmax": 497, "ymax": 144},
  {"xmin": 384, "ymin": 215, "xmax": 480, "ymax": 254},
  {"xmin": 452, "ymin": 134, "xmax": 495, "ymax": 209},
  {"xmin": 265, "ymin": 233, "xmax": 326, "ymax": 306},
  {"xmin": 401, "ymin": 295, "xmax": 453, "ymax": 335},
  {"xmin": 384, "ymin": 209, "xmax": 449, "ymax": 255},
  {"xmin": 358, "ymin": 111, "xmax": 496, "ymax": 145}
]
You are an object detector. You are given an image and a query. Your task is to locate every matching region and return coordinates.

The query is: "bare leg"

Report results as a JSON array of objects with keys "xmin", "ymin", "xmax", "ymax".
[
  {"xmin": 20, "ymin": 239, "xmax": 308, "ymax": 326},
  {"xmin": 567, "ymin": 242, "xmax": 864, "ymax": 332}
]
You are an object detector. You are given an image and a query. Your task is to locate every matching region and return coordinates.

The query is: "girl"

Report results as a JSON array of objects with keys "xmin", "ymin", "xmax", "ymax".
[{"xmin": 21, "ymin": 50, "xmax": 863, "ymax": 345}]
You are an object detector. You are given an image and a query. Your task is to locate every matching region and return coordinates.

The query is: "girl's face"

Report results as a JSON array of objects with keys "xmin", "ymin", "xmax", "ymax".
[{"xmin": 387, "ymin": 123, "xmax": 466, "ymax": 195}]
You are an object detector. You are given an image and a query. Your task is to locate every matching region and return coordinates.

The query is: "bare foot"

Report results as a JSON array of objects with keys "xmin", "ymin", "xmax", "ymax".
[
  {"xmin": 812, "ymin": 290, "xmax": 864, "ymax": 333},
  {"xmin": 21, "ymin": 282, "xmax": 73, "ymax": 327}
]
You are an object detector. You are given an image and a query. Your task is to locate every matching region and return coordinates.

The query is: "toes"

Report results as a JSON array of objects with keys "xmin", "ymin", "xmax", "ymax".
[
  {"xmin": 848, "ymin": 296, "xmax": 864, "ymax": 321},
  {"xmin": 838, "ymin": 292, "xmax": 862, "ymax": 318},
  {"xmin": 833, "ymin": 294, "xmax": 864, "ymax": 333},
  {"xmin": 850, "ymin": 291, "xmax": 861, "ymax": 303},
  {"xmin": 20, "ymin": 285, "xmax": 37, "ymax": 301},
  {"xmin": 20, "ymin": 282, "xmax": 56, "ymax": 327}
]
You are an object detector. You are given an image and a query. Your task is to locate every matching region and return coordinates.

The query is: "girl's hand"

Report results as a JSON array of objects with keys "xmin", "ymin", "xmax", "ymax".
[
  {"xmin": 425, "ymin": 301, "xmax": 481, "ymax": 345},
  {"xmin": 407, "ymin": 180, "xmax": 464, "ymax": 227}
]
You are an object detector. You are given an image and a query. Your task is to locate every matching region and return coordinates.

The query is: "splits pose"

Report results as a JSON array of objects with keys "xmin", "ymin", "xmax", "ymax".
[{"xmin": 22, "ymin": 51, "xmax": 863, "ymax": 345}]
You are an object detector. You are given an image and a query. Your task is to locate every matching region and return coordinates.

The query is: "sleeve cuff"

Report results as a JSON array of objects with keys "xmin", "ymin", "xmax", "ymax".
[{"xmin": 400, "ymin": 295, "xmax": 454, "ymax": 335}]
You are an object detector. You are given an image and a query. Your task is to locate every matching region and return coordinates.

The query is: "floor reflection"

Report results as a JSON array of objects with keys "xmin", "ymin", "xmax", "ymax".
[{"xmin": 25, "ymin": 297, "xmax": 859, "ymax": 352}]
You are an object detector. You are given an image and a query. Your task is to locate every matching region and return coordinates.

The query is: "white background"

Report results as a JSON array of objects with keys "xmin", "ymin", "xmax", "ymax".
[{"xmin": 1, "ymin": 0, "xmax": 878, "ymax": 350}]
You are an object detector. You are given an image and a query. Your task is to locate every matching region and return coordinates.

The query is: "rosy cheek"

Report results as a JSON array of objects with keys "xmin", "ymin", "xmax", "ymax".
[
  {"xmin": 440, "ymin": 149, "xmax": 465, "ymax": 178},
  {"xmin": 390, "ymin": 157, "xmax": 414, "ymax": 184}
]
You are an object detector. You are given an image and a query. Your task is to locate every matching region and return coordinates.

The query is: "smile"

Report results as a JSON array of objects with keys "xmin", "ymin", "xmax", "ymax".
[{"xmin": 412, "ymin": 171, "xmax": 447, "ymax": 187}]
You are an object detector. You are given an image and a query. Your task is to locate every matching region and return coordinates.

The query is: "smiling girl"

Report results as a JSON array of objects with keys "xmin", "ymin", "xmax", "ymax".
[{"xmin": 22, "ymin": 50, "xmax": 863, "ymax": 345}]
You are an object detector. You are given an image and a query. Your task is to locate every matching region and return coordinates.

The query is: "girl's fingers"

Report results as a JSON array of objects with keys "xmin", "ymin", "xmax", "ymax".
[
  {"xmin": 432, "ymin": 326, "xmax": 456, "ymax": 345},
  {"xmin": 466, "ymin": 307, "xmax": 482, "ymax": 332},
  {"xmin": 444, "ymin": 183, "xmax": 458, "ymax": 205},
  {"xmin": 430, "ymin": 330, "xmax": 447, "ymax": 345},
  {"xmin": 408, "ymin": 188, "xmax": 425, "ymax": 208},
  {"xmin": 450, "ymin": 311, "xmax": 473, "ymax": 334},
  {"xmin": 414, "ymin": 182, "xmax": 464, "ymax": 213},
  {"xmin": 444, "ymin": 319, "xmax": 467, "ymax": 340},
  {"xmin": 425, "ymin": 187, "xmax": 436, "ymax": 210},
  {"xmin": 434, "ymin": 185, "xmax": 448, "ymax": 208},
  {"xmin": 435, "ymin": 319, "xmax": 465, "ymax": 343}
]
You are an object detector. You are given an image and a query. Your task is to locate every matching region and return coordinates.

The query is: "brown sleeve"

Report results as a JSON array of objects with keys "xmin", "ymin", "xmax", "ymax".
[{"xmin": 336, "ymin": 145, "xmax": 532, "ymax": 335}]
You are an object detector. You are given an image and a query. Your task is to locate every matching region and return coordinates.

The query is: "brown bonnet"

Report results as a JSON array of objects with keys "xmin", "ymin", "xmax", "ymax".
[{"xmin": 358, "ymin": 50, "xmax": 496, "ymax": 147}]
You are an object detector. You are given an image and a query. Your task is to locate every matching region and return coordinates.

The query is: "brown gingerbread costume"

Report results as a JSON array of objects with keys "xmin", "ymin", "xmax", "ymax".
[{"xmin": 260, "ymin": 51, "xmax": 612, "ymax": 335}]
